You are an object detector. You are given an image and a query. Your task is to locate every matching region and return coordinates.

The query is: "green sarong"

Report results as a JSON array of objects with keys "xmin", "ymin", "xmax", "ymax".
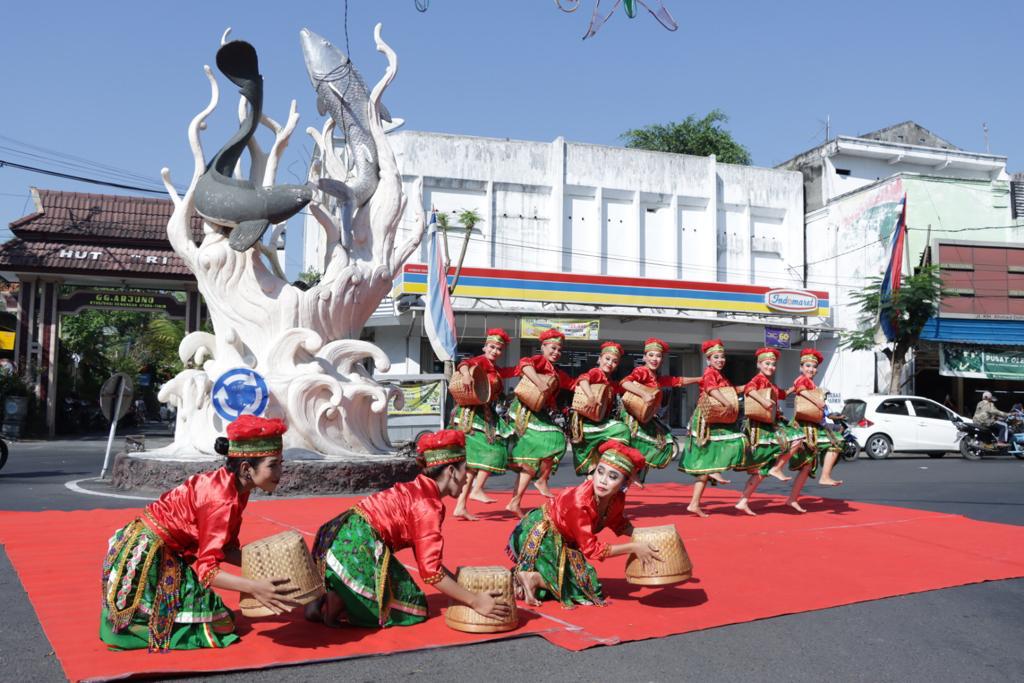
[
  {"xmin": 679, "ymin": 407, "xmax": 747, "ymax": 476},
  {"xmin": 507, "ymin": 507, "xmax": 604, "ymax": 607},
  {"xmin": 789, "ymin": 419, "xmax": 840, "ymax": 475},
  {"xmin": 744, "ymin": 418, "xmax": 806, "ymax": 475},
  {"xmin": 100, "ymin": 520, "xmax": 238, "ymax": 651},
  {"xmin": 450, "ymin": 404, "xmax": 511, "ymax": 474},
  {"xmin": 508, "ymin": 398, "xmax": 567, "ymax": 475},
  {"xmin": 621, "ymin": 408, "xmax": 677, "ymax": 469},
  {"xmin": 570, "ymin": 411, "xmax": 630, "ymax": 475},
  {"xmin": 314, "ymin": 510, "xmax": 428, "ymax": 628}
]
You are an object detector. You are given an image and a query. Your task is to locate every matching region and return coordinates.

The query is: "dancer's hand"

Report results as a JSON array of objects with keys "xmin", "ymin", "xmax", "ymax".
[
  {"xmin": 633, "ymin": 543, "xmax": 663, "ymax": 571},
  {"xmin": 250, "ymin": 577, "xmax": 300, "ymax": 615},
  {"xmin": 472, "ymin": 589, "xmax": 512, "ymax": 619}
]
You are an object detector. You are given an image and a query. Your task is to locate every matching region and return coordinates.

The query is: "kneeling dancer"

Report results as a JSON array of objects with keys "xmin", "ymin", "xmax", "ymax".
[
  {"xmin": 307, "ymin": 430, "xmax": 510, "ymax": 628},
  {"xmin": 100, "ymin": 415, "xmax": 298, "ymax": 651},
  {"xmin": 507, "ymin": 440, "xmax": 661, "ymax": 606}
]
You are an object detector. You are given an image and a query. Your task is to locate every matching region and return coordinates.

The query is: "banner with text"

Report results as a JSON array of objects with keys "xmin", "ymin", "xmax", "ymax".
[
  {"xmin": 520, "ymin": 318, "xmax": 600, "ymax": 341},
  {"xmin": 939, "ymin": 343, "xmax": 1024, "ymax": 380},
  {"xmin": 388, "ymin": 380, "xmax": 445, "ymax": 416}
]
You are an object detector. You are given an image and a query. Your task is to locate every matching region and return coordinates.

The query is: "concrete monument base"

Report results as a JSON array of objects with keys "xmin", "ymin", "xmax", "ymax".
[{"xmin": 111, "ymin": 451, "xmax": 419, "ymax": 496}]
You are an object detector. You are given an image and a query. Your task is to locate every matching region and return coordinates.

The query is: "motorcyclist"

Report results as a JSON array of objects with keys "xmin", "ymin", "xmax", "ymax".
[{"xmin": 974, "ymin": 391, "xmax": 1009, "ymax": 446}]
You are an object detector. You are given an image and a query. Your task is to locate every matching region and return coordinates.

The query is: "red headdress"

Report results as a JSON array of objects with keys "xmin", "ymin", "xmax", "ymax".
[
  {"xmin": 755, "ymin": 347, "xmax": 780, "ymax": 362},
  {"xmin": 485, "ymin": 328, "xmax": 511, "ymax": 346},
  {"xmin": 597, "ymin": 440, "xmax": 647, "ymax": 478},
  {"xmin": 415, "ymin": 429, "xmax": 466, "ymax": 468},
  {"xmin": 644, "ymin": 337, "xmax": 669, "ymax": 354},
  {"xmin": 702, "ymin": 339, "xmax": 725, "ymax": 357},
  {"xmin": 600, "ymin": 341, "xmax": 624, "ymax": 357},
  {"xmin": 799, "ymin": 348, "xmax": 824, "ymax": 365},
  {"xmin": 539, "ymin": 328, "xmax": 565, "ymax": 344},
  {"xmin": 226, "ymin": 415, "xmax": 287, "ymax": 458}
]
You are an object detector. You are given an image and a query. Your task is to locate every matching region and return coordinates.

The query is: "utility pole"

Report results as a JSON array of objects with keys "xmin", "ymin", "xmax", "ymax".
[
  {"xmin": 982, "ymin": 122, "xmax": 990, "ymax": 153},
  {"xmin": 825, "ymin": 114, "xmax": 830, "ymax": 143}
]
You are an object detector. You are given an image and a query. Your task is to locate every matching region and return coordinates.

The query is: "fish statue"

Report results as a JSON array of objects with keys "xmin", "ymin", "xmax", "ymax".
[
  {"xmin": 193, "ymin": 40, "xmax": 312, "ymax": 252},
  {"xmin": 300, "ymin": 28, "xmax": 393, "ymax": 248}
]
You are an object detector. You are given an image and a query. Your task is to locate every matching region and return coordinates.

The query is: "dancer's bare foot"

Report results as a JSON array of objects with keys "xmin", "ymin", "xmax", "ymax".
[
  {"xmin": 817, "ymin": 478, "xmax": 843, "ymax": 487},
  {"xmin": 515, "ymin": 571, "xmax": 543, "ymax": 607},
  {"xmin": 686, "ymin": 503, "xmax": 710, "ymax": 518},
  {"xmin": 533, "ymin": 480, "xmax": 555, "ymax": 498},
  {"xmin": 734, "ymin": 500, "xmax": 758, "ymax": 516},
  {"xmin": 710, "ymin": 472, "xmax": 731, "ymax": 484},
  {"xmin": 304, "ymin": 597, "xmax": 324, "ymax": 623},
  {"xmin": 322, "ymin": 592, "xmax": 345, "ymax": 628},
  {"xmin": 786, "ymin": 499, "xmax": 807, "ymax": 513},
  {"xmin": 505, "ymin": 499, "xmax": 525, "ymax": 518},
  {"xmin": 453, "ymin": 507, "xmax": 480, "ymax": 521},
  {"xmin": 469, "ymin": 490, "xmax": 497, "ymax": 504},
  {"xmin": 767, "ymin": 466, "xmax": 792, "ymax": 482}
]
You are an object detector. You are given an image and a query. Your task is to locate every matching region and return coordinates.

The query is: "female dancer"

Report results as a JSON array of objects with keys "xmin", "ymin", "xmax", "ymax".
[
  {"xmin": 570, "ymin": 341, "xmax": 630, "ymax": 476},
  {"xmin": 680, "ymin": 339, "xmax": 747, "ymax": 517},
  {"xmin": 307, "ymin": 430, "xmax": 511, "ymax": 628},
  {"xmin": 451, "ymin": 328, "xmax": 517, "ymax": 520},
  {"xmin": 619, "ymin": 337, "xmax": 701, "ymax": 483},
  {"xmin": 733, "ymin": 348, "xmax": 806, "ymax": 515},
  {"xmin": 506, "ymin": 328, "xmax": 575, "ymax": 517},
  {"xmin": 784, "ymin": 347, "xmax": 844, "ymax": 511},
  {"xmin": 508, "ymin": 440, "xmax": 661, "ymax": 606},
  {"xmin": 100, "ymin": 415, "xmax": 299, "ymax": 651}
]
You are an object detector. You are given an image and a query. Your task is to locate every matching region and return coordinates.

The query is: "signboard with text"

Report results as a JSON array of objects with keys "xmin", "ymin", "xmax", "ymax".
[
  {"xmin": 57, "ymin": 289, "xmax": 187, "ymax": 318},
  {"xmin": 939, "ymin": 343, "xmax": 1024, "ymax": 380},
  {"xmin": 520, "ymin": 318, "xmax": 600, "ymax": 341}
]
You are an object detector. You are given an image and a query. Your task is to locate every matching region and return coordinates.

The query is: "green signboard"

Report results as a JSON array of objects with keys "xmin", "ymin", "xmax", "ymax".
[{"xmin": 939, "ymin": 344, "xmax": 1024, "ymax": 380}]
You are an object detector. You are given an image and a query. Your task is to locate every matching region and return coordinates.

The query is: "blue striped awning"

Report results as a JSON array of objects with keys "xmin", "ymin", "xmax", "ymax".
[{"xmin": 921, "ymin": 317, "xmax": 1024, "ymax": 346}]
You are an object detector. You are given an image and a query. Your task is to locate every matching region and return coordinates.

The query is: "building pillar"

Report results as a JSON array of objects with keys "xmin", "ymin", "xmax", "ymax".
[
  {"xmin": 185, "ymin": 290, "xmax": 203, "ymax": 333},
  {"xmin": 37, "ymin": 280, "xmax": 60, "ymax": 438},
  {"xmin": 550, "ymin": 137, "xmax": 568, "ymax": 273},
  {"xmin": 14, "ymin": 277, "xmax": 36, "ymax": 374}
]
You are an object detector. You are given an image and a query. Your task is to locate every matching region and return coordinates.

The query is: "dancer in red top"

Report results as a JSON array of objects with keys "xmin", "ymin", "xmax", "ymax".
[
  {"xmin": 507, "ymin": 440, "xmax": 662, "ymax": 606},
  {"xmin": 506, "ymin": 328, "xmax": 575, "ymax": 518},
  {"xmin": 451, "ymin": 328, "xmax": 517, "ymax": 520},
  {"xmin": 619, "ymin": 337, "xmax": 701, "ymax": 483},
  {"xmin": 100, "ymin": 415, "xmax": 298, "ymax": 651},
  {"xmin": 307, "ymin": 430, "xmax": 511, "ymax": 628},
  {"xmin": 570, "ymin": 340, "xmax": 631, "ymax": 475}
]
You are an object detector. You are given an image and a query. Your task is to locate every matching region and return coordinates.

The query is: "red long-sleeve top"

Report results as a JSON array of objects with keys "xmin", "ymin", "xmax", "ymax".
[
  {"xmin": 744, "ymin": 372, "xmax": 787, "ymax": 407},
  {"xmin": 547, "ymin": 479, "xmax": 629, "ymax": 561},
  {"xmin": 459, "ymin": 355, "xmax": 517, "ymax": 403},
  {"xmin": 576, "ymin": 367, "xmax": 621, "ymax": 393},
  {"xmin": 516, "ymin": 355, "xmax": 575, "ymax": 410},
  {"xmin": 140, "ymin": 467, "xmax": 248, "ymax": 587},
  {"xmin": 793, "ymin": 375, "xmax": 817, "ymax": 392},
  {"xmin": 622, "ymin": 366, "xmax": 683, "ymax": 395},
  {"xmin": 698, "ymin": 367, "xmax": 732, "ymax": 396},
  {"xmin": 355, "ymin": 474, "xmax": 446, "ymax": 584}
]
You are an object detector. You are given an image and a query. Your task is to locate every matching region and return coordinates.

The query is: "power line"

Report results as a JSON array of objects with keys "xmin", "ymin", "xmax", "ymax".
[{"xmin": 0, "ymin": 158, "xmax": 171, "ymax": 195}]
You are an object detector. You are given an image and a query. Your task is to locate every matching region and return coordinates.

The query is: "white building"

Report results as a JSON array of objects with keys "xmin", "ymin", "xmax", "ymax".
[{"xmin": 305, "ymin": 131, "xmax": 830, "ymax": 431}]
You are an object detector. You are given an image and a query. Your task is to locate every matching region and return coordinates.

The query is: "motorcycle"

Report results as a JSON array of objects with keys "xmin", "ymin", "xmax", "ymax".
[
  {"xmin": 825, "ymin": 414, "xmax": 860, "ymax": 462},
  {"xmin": 0, "ymin": 435, "xmax": 8, "ymax": 471},
  {"xmin": 953, "ymin": 414, "xmax": 1024, "ymax": 461}
]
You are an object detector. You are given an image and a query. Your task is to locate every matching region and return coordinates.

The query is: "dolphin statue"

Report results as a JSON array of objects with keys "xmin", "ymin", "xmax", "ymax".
[
  {"xmin": 193, "ymin": 40, "xmax": 312, "ymax": 252},
  {"xmin": 300, "ymin": 28, "xmax": 392, "ymax": 248}
]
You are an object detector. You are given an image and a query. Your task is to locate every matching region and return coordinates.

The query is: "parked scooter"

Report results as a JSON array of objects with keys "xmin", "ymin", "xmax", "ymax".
[
  {"xmin": 826, "ymin": 413, "xmax": 860, "ymax": 462},
  {"xmin": 953, "ymin": 414, "xmax": 1024, "ymax": 460},
  {"xmin": 0, "ymin": 436, "xmax": 8, "ymax": 471}
]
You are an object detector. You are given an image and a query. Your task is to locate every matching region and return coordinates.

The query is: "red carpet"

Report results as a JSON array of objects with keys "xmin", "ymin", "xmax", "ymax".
[{"xmin": 4, "ymin": 483, "xmax": 1024, "ymax": 681}]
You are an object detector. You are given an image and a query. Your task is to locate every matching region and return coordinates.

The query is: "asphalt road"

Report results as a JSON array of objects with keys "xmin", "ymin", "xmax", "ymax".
[{"xmin": 2, "ymin": 430, "xmax": 1023, "ymax": 682}]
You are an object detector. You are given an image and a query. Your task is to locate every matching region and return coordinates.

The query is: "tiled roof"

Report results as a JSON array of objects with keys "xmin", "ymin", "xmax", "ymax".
[
  {"xmin": 0, "ymin": 239, "xmax": 193, "ymax": 279},
  {"xmin": 9, "ymin": 188, "xmax": 203, "ymax": 245}
]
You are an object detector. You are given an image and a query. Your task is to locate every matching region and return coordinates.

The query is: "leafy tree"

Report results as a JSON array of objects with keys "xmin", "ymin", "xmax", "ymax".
[
  {"xmin": 620, "ymin": 109, "xmax": 752, "ymax": 165},
  {"xmin": 298, "ymin": 267, "xmax": 322, "ymax": 287},
  {"xmin": 449, "ymin": 209, "xmax": 483, "ymax": 293},
  {"xmin": 842, "ymin": 265, "xmax": 942, "ymax": 394}
]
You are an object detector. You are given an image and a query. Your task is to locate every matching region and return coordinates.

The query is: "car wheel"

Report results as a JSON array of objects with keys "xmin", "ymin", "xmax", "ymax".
[
  {"xmin": 960, "ymin": 437, "xmax": 983, "ymax": 461},
  {"xmin": 927, "ymin": 452, "xmax": 946, "ymax": 458},
  {"xmin": 865, "ymin": 434, "xmax": 892, "ymax": 459}
]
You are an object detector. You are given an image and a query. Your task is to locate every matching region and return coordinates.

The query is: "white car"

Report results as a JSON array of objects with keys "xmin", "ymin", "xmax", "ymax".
[{"xmin": 844, "ymin": 395, "xmax": 969, "ymax": 459}]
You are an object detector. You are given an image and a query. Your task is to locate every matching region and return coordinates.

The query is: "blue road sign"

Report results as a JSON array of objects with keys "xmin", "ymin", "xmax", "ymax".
[{"xmin": 212, "ymin": 368, "xmax": 270, "ymax": 421}]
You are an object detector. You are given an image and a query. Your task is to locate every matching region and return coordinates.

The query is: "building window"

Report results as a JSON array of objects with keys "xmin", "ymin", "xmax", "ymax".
[{"xmin": 835, "ymin": 169, "xmax": 851, "ymax": 176}]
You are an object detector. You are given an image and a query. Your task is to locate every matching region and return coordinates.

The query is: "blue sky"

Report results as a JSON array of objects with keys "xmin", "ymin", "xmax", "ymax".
[{"xmin": 2, "ymin": 1, "xmax": 1021, "ymax": 278}]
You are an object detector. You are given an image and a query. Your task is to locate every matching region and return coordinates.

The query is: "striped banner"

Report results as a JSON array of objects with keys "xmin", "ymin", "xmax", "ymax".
[
  {"xmin": 395, "ymin": 264, "xmax": 829, "ymax": 317},
  {"xmin": 422, "ymin": 215, "xmax": 458, "ymax": 361}
]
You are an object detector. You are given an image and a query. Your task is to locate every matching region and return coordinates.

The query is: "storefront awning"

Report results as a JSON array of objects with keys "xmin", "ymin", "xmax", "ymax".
[{"xmin": 921, "ymin": 317, "xmax": 1024, "ymax": 346}]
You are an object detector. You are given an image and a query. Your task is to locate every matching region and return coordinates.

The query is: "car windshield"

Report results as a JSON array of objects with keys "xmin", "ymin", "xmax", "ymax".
[{"xmin": 842, "ymin": 400, "xmax": 866, "ymax": 422}]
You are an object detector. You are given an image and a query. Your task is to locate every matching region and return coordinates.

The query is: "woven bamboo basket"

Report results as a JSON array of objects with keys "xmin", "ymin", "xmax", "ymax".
[
  {"xmin": 444, "ymin": 566, "xmax": 519, "ymax": 633},
  {"xmin": 795, "ymin": 388, "xmax": 825, "ymax": 423},
  {"xmin": 449, "ymin": 364, "xmax": 491, "ymax": 407},
  {"xmin": 514, "ymin": 375, "xmax": 554, "ymax": 413},
  {"xmin": 572, "ymin": 383, "xmax": 613, "ymax": 422},
  {"xmin": 623, "ymin": 385, "xmax": 660, "ymax": 423},
  {"xmin": 239, "ymin": 530, "xmax": 324, "ymax": 617},
  {"xmin": 744, "ymin": 387, "xmax": 776, "ymax": 424},
  {"xmin": 625, "ymin": 525, "xmax": 692, "ymax": 586},
  {"xmin": 698, "ymin": 386, "xmax": 739, "ymax": 424}
]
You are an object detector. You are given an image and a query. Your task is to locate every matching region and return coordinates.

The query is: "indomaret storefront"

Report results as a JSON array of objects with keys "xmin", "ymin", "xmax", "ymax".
[{"xmin": 0, "ymin": 188, "xmax": 206, "ymax": 436}]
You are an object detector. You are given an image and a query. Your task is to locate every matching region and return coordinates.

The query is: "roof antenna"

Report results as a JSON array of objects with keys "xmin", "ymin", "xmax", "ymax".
[{"xmin": 982, "ymin": 122, "xmax": 990, "ymax": 153}]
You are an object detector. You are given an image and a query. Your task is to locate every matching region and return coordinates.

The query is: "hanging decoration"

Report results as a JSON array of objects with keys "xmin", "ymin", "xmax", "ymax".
[{"xmin": 556, "ymin": 0, "xmax": 679, "ymax": 39}]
